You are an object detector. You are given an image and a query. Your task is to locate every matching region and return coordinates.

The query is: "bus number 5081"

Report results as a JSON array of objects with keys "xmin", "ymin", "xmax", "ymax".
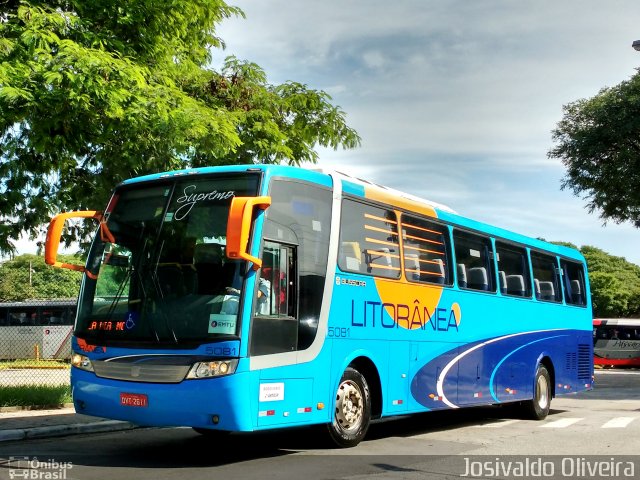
[{"xmin": 328, "ymin": 327, "xmax": 350, "ymax": 338}]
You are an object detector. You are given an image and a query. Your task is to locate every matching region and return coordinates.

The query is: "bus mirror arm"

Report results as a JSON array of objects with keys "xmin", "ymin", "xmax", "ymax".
[
  {"xmin": 45, "ymin": 211, "xmax": 105, "ymax": 273},
  {"xmin": 226, "ymin": 196, "xmax": 272, "ymax": 271}
]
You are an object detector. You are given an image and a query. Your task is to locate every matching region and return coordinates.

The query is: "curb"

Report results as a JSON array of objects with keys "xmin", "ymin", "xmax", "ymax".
[{"xmin": 0, "ymin": 420, "xmax": 137, "ymax": 443}]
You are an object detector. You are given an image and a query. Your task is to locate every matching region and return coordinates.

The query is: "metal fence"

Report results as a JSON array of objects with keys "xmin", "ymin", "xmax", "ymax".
[{"xmin": 0, "ymin": 299, "xmax": 75, "ymax": 387}]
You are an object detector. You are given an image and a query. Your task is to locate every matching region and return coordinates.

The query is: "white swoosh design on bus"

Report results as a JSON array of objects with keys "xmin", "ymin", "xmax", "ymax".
[
  {"xmin": 435, "ymin": 329, "xmax": 563, "ymax": 408},
  {"xmin": 488, "ymin": 335, "xmax": 566, "ymax": 402}
]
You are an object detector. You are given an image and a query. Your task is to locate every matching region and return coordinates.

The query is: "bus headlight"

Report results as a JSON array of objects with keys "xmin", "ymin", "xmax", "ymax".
[
  {"xmin": 71, "ymin": 353, "xmax": 94, "ymax": 372},
  {"xmin": 186, "ymin": 359, "xmax": 238, "ymax": 379}
]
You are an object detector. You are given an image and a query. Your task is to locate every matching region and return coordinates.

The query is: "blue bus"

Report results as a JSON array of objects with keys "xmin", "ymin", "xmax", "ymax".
[{"xmin": 45, "ymin": 165, "xmax": 593, "ymax": 447}]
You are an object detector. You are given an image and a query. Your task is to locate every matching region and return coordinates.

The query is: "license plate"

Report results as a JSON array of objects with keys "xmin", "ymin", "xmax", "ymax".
[{"xmin": 120, "ymin": 393, "xmax": 148, "ymax": 407}]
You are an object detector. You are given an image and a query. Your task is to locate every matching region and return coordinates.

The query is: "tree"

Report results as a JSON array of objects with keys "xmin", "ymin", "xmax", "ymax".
[
  {"xmin": 548, "ymin": 73, "xmax": 640, "ymax": 227},
  {"xmin": 0, "ymin": 253, "xmax": 82, "ymax": 300},
  {"xmin": 580, "ymin": 245, "xmax": 640, "ymax": 318},
  {"xmin": 0, "ymin": 1, "xmax": 360, "ymax": 253}
]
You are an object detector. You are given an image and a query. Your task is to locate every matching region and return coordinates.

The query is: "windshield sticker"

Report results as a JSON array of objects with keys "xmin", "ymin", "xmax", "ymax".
[
  {"xmin": 174, "ymin": 185, "xmax": 235, "ymax": 220},
  {"xmin": 125, "ymin": 312, "xmax": 138, "ymax": 330},
  {"xmin": 209, "ymin": 314, "xmax": 237, "ymax": 334}
]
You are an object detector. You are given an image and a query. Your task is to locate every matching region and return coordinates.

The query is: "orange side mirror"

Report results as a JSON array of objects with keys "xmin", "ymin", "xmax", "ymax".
[
  {"xmin": 226, "ymin": 196, "xmax": 271, "ymax": 270},
  {"xmin": 45, "ymin": 211, "xmax": 104, "ymax": 272}
]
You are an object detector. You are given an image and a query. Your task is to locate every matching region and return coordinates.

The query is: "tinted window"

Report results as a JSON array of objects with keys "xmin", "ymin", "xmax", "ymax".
[
  {"xmin": 561, "ymin": 260, "xmax": 587, "ymax": 306},
  {"xmin": 531, "ymin": 252, "xmax": 562, "ymax": 303},
  {"xmin": 496, "ymin": 242, "xmax": 531, "ymax": 298},
  {"xmin": 339, "ymin": 200, "xmax": 400, "ymax": 279},
  {"xmin": 401, "ymin": 215, "xmax": 451, "ymax": 285},
  {"xmin": 453, "ymin": 230, "xmax": 496, "ymax": 292}
]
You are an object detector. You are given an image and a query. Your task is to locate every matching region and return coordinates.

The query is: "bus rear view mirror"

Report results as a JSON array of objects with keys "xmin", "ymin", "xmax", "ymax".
[
  {"xmin": 45, "ymin": 210, "xmax": 105, "ymax": 272},
  {"xmin": 226, "ymin": 196, "xmax": 271, "ymax": 270}
]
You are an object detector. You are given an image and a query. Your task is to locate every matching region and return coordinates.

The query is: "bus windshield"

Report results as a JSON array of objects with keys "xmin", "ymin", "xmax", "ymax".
[{"xmin": 76, "ymin": 174, "xmax": 260, "ymax": 347}]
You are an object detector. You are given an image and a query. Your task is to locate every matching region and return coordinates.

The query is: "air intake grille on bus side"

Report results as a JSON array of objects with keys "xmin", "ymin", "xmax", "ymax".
[
  {"xmin": 577, "ymin": 344, "xmax": 591, "ymax": 381},
  {"xmin": 565, "ymin": 352, "xmax": 577, "ymax": 371}
]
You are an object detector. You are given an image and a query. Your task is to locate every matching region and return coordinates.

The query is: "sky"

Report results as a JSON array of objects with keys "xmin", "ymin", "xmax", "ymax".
[
  {"xmin": 12, "ymin": 1, "xmax": 640, "ymax": 265},
  {"xmin": 211, "ymin": 0, "xmax": 640, "ymax": 265}
]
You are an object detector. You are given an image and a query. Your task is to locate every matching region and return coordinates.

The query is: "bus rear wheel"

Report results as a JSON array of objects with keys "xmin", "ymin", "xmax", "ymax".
[
  {"xmin": 326, "ymin": 367, "xmax": 371, "ymax": 448},
  {"xmin": 523, "ymin": 364, "xmax": 551, "ymax": 420}
]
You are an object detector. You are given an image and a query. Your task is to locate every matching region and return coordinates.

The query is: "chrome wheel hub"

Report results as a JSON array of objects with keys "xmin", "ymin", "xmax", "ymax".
[
  {"xmin": 335, "ymin": 380, "xmax": 363, "ymax": 432},
  {"xmin": 536, "ymin": 375, "xmax": 549, "ymax": 410}
]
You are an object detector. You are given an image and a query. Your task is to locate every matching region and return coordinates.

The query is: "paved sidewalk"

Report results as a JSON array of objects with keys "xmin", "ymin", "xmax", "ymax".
[{"xmin": 0, "ymin": 407, "xmax": 136, "ymax": 442}]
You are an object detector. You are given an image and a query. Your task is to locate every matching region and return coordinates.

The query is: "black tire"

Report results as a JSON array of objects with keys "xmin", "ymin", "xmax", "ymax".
[
  {"xmin": 523, "ymin": 364, "xmax": 551, "ymax": 420},
  {"xmin": 326, "ymin": 367, "xmax": 371, "ymax": 448}
]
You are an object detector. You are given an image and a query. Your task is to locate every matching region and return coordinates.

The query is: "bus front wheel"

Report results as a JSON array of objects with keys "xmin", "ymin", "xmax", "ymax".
[
  {"xmin": 523, "ymin": 364, "xmax": 551, "ymax": 420},
  {"xmin": 326, "ymin": 367, "xmax": 371, "ymax": 448}
]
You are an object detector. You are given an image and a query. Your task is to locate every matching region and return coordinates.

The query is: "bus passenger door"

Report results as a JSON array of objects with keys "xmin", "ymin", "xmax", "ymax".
[{"xmin": 250, "ymin": 241, "xmax": 297, "ymax": 356}]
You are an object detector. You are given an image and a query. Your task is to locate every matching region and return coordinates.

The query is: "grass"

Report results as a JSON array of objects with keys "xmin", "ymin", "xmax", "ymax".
[
  {"xmin": 0, "ymin": 359, "xmax": 70, "ymax": 370},
  {"xmin": 0, "ymin": 384, "xmax": 72, "ymax": 408}
]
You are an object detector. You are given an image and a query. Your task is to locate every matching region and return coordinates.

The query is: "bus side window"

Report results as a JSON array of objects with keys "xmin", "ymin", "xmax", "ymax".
[
  {"xmin": 560, "ymin": 259, "xmax": 587, "ymax": 307},
  {"xmin": 531, "ymin": 253, "xmax": 562, "ymax": 303},
  {"xmin": 339, "ymin": 199, "xmax": 400, "ymax": 279},
  {"xmin": 453, "ymin": 230, "xmax": 496, "ymax": 293},
  {"xmin": 495, "ymin": 242, "xmax": 531, "ymax": 298},
  {"xmin": 401, "ymin": 215, "xmax": 451, "ymax": 286},
  {"xmin": 339, "ymin": 241, "xmax": 362, "ymax": 272}
]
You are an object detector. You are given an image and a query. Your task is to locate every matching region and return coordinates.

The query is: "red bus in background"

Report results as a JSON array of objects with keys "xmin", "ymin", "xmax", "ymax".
[{"xmin": 593, "ymin": 318, "xmax": 640, "ymax": 367}]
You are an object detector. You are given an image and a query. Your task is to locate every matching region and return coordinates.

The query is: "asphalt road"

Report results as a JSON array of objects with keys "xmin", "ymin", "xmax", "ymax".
[{"xmin": 0, "ymin": 370, "xmax": 638, "ymax": 480}]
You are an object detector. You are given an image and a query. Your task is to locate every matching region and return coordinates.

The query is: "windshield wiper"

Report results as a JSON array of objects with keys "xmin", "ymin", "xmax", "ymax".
[
  {"xmin": 104, "ymin": 266, "xmax": 133, "ymax": 323},
  {"xmin": 149, "ymin": 265, "xmax": 179, "ymax": 344}
]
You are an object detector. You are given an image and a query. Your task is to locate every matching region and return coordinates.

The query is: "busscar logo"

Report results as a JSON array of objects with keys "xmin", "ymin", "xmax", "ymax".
[
  {"xmin": 8, "ymin": 457, "xmax": 73, "ymax": 479},
  {"xmin": 335, "ymin": 276, "xmax": 367, "ymax": 287}
]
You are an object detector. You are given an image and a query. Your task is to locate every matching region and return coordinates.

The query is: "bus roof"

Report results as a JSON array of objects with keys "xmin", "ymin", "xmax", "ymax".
[{"xmin": 0, "ymin": 299, "xmax": 76, "ymax": 308}]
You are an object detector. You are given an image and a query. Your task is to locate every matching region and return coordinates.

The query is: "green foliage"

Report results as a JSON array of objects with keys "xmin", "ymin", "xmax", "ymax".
[
  {"xmin": 580, "ymin": 246, "xmax": 640, "ymax": 318},
  {"xmin": 549, "ymin": 73, "xmax": 640, "ymax": 227},
  {"xmin": 0, "ymin": 253, "xmax": 82, "ymax": 301},
  {"xmin": 0, "ymin": 1, "xmax": 361, "ymax": 252},
  {"xmin": 0, "ymin": 384, "xmax": 71, "ymax": 407}
]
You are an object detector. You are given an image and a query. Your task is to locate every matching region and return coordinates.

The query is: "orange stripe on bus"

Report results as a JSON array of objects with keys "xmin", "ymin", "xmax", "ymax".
[
  {"xmin": 406, "ymin": 269, "xmax": 444, "ymax": 277},
  {"xmin": 364, "ymin": 213, "xmax": 398, "ymax": 225},
  {"xmin": 403, "ymin": 223, "xmax": 442, "ymax": 237},
  {"xmin": 403, "ymin": 244, "xmax": 445, "ymax": 256},
  {"xmin": 403, "ymin": 232, "xmax": 443, "ymax": 246},
  {"xmin": 366, "ymin": 249, "xmax": 400, "ymax": 259},
  {"xmin": 369, "ymin": 263, "xmax": 401, "ymax": 271},
  {"xmin": 404, "ymin": 257, "xmax": 446, "ymax": 266},
  {"xmin": 365, "ymin": 224, "xmax": 399, "ymax": 236},
  {"xmin": 365, "ymin": 237, "xmax": 399, "ymax": 248}
]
